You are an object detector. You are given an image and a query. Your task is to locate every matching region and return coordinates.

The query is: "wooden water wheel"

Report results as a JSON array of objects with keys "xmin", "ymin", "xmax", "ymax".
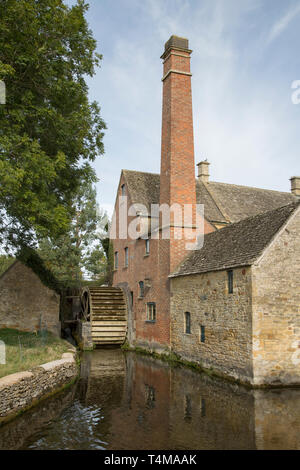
[{"xmin": 80, "ymin": 286, "xmax": 127, "ymax": 346}]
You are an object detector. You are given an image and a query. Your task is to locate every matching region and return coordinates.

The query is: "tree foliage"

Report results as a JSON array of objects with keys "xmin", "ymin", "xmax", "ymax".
[
  {"xmin": 38, "ymin": 181, "xmax": 108, "ymax": 283},
  {"xmin": 0, "ymin": 254, "xmax": 15, "ymax": 276},
  {"xmin": 0, "ymin": 0, "xmax": 106, "ymax": 251}
]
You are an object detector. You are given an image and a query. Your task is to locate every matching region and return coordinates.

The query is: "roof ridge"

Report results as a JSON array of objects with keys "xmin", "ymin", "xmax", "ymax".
[
  {"xmin": 123, "ymin": 171, "xmax": 294, "ymax": 195},
  {"xmin": 122, "ymin": 169, "xmax": 159, "ymax": 176},
  {"xmin": 204, "ymin": 200, "xmax": 299, "ymax": 238},
  {"xmin": 209, "ymin": 180, "xmax": 293, "ymax": 195}
]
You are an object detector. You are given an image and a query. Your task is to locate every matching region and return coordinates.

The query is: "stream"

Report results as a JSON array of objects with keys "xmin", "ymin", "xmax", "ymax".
[{"xmin": 0, "ymin": 349, "xmax": 299, "ymax": 450}]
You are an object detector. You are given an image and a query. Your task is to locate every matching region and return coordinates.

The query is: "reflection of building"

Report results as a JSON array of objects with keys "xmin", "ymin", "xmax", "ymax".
[
  {"xmin": 105, "ymin": 352, "xmax": 300, "ymax": 450},
  {"xmin": 111, "ymin": 35, "xmax": 300, "ymax": 386}
]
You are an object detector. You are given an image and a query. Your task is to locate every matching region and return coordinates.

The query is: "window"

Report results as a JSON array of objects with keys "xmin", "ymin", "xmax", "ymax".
[
  {"xmin": 124, "ymin": 247, "xmax": 129, "ymax": 267},
  {"xmin": 121, "ymin": 184, "xmax": 126, "ymax": 196},
  {"xmin": 114, "ymin": 251, "xmax": 119, "ymax": 269},
  {"xmin": 139, "ymin": 281, "xmax": 144, "ymax": 298},
  {"xmin": 185, "ymin": 312, "xmax": 191, "ymax": 334},
  {"xmin": 227, "ymin": 269, "xmax": 233, "ymax": 294},
  {"xmin": 147, "ymin": 302, "xmax": 156, "ymax": 322},
  {"xmin": 130, "ymin": 291, "xmax": 133, "ymax": 307},
  {"xmin": 145, "ymin": 385, "xmax": 156, "ymax": 409},
  {"xmin": 145, "ymin": 239, "xmax": 150, "ymax": 255},
  {"xmin": 200, "ymin": 325, "xmax": 205, "ymax": 343}
]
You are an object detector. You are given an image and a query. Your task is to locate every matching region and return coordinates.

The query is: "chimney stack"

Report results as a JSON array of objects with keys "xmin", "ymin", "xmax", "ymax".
[
  {"xmin": 197, "ymin": 161, "xmax": 210, "ymax": 183},
  {"xmin": 290, "ymin": 176, "xmax": 300, "ymax": 196},
  {"xmin": 159, "ymin": 35, "xmax": 196, "ymax": 209}
]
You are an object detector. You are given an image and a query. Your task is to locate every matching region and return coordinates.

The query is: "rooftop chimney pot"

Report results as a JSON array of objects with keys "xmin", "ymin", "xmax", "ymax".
[
  {"xmin": 197, "ymin": 161, "xmax": 210, "ymax": 183},
  {"xmin": 290, "ymin": 176, "xmax": 300, "ymax": 196}
]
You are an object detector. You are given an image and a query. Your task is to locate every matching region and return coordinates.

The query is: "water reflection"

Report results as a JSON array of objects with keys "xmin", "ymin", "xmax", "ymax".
[{"xmin": 0, "ymin": 349, "xmax": 300, "ymax": 450}]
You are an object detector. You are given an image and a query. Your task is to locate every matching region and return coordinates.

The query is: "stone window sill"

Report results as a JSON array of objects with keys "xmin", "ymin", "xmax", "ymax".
[
  {"xmin": 144, "ymin": 253, "xmax": 150, "ymax": 258},
  {"xmin": 137, "ymin": 296, "xmax": 144, "ymax": 300}
]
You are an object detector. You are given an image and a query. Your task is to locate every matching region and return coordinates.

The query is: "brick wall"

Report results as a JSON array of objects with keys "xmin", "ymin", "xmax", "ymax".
[
  {"xmin": 0, "ymin": 261, "xmax": 60, "ymax": 336},
  {"xmin": 170, "ymin": 267, "xmax": 253, "ymax": 385},
  {"xmin": 252, "ymin": 206, "xmax": 300, "ymax": 386}
]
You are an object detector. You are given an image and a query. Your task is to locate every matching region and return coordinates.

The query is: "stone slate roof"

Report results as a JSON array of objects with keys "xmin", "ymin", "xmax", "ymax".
[
  {"xmin": 122, "ymin": 169, "xmax": 297, "ymax": 224},
  {"xmin": 170, "ymin": 201, "xmax": 300, "ymax": 278},
  {"xmin": 122, "ymin": 170, "xmax": 160, "ymax": 213},
  {"xmin": 206, "ymin": 181, "xmax": 296, "ymax": 223}
]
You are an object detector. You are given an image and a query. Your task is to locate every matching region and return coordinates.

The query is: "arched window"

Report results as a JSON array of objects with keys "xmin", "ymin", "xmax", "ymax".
[
  {"xmin": 139, "ymin": 281, "xmax": 144, "ymax": 298},
  {"xmin": 114, "ymin": 251, "xmax": 118, "ymax": 269},
  {"xmin": 185, "ymin": 312, "xmax": 191, "ymax": 334},
  {"xmin": 124, "ymin": 247, "xmax": 129, "ymax": 267}
]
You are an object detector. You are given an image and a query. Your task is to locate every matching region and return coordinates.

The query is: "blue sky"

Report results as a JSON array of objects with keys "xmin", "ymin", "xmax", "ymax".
[{"xmin": 68, "ymin": 0, "xmax": 300, "ymax": 216}]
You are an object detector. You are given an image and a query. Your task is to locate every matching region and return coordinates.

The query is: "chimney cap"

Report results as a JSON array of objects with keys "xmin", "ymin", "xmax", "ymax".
[{"xmin": 161, "ymin": 35, "xmax": 192, "ymax": 59}]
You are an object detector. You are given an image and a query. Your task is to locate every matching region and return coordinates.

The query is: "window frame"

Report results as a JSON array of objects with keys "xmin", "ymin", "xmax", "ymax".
[
  {"xmin": 146, "ymin": 302, "xmax": 156, "ymax": 322},
  {"xmin": 200, "ymin": 325, "xmax": 205, "ymax": 343},
  {"xmin": 184, "ymin": 312, "xmax": 191, "ymax": 334},
  {"xmin": 124, "ymin": 247, "xmax": 129, "ymax": 267},
  {"xmin": 227, "ymin": 269, "xmax": 234, "ymax": 294},
  {"xmin": 139, "ymin": 281, "xmax": 144, "ymax": 298},
  {"xmin": 114, "ymin": 251, "xmax": 119, "ymax": 269}
]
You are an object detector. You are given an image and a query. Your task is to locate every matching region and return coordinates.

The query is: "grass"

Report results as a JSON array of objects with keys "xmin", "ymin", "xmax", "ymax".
[{"xmin": 0, "ymin": 328, "xmax": 71, "ymax": 379}]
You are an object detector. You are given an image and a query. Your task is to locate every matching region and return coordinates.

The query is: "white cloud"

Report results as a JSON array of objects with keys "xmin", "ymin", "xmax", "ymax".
[{"xmin": 267, "ymin": 3, "xmax": 300, "ymax": 44}]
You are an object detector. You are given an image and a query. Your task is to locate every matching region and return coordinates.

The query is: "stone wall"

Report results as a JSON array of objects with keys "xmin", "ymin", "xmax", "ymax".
[
  {"xmin": 170, "ymin": 267, "xmax": 253, "ymax": 384},
  {"xmin": 0, "ymin": 261, "xmax": 60, "ymax": 336},
  {"xmin": 252, "ymin": 206, "xmax": 300, "ymax": 386},
  {"xmin": 0, "ymin": 352, "xmax": 78, "ymax": 423}
]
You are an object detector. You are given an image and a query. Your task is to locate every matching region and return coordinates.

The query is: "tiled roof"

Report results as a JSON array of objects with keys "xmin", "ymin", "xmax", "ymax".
[
  {"xmin": 170, "ymin": 201, "xmax": 300, "ymax": 277},
  {"xmin": 206, "ymin": 181, "xmax": 296, "ymax": 223},
  {"xmin": 122, "ymin": 170, "xmax": 160, "ymax": 213},
  {"xmin": 122, "ymin": 169, "xmax": 297, "ymax": 224}
]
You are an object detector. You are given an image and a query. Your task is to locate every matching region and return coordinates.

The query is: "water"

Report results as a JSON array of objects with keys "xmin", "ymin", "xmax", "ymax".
[{"xmin": 0, "ymin": 349, "xmax": 300, "ymax": 450}]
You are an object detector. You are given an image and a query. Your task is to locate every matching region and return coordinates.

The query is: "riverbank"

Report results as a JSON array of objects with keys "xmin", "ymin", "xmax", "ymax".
[
  {"xmin": 0, "ymin": 329, "xmax": 79, "ymax": 425},
  {"xmin": 0, "ymin": 328, "xmax": 71, "ymax": 378}
]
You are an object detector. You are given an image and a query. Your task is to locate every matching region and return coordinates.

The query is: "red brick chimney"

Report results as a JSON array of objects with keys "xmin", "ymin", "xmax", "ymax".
[
  {"xmin": 160, "ymin": 36, "xmax": 196, "ymax": 210},
  {"xmin": 158, "ymin": 36, "xmax": 198, "ymax": 275},
  {"xmin": 154, "ymin": 36, "xmax": 198, "ymax": 348}
]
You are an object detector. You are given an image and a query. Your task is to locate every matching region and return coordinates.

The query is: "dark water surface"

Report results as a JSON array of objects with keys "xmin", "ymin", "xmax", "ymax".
[{"xmin": 0, "ymin": 349, "xmax": 300, "ymax": 450}]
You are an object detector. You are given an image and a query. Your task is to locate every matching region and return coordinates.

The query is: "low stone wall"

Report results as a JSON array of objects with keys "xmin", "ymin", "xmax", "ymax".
[{"xmin": 0, "ymin": 351, "xmax": 78, "ymax": 423}]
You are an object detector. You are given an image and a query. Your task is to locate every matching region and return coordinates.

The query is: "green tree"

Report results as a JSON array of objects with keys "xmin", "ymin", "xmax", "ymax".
[
  {"xmin": 0, "ymin": 254, "xmax": 15, "ymax": 276},
  {"xmin": 0, "ymin": 0, "xmax": 106, "ymax": 252},
  {"xmin": 39, "ymin": 182, "xmax": 108, "ymax": 283},
  {"xmin": 100, "ymin": 224, "xmax": 114, "ymax": 286}
]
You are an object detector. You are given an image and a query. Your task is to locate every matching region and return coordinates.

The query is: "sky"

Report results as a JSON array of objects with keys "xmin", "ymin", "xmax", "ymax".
[{"xmin": 68, "ymin": 0, "xmax": 300, "ymax": 216}]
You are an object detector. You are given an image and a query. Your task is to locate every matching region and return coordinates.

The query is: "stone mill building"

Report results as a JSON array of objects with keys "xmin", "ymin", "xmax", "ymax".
[{"xmin": 111, "ymin": 35, "xmax": 300, "ymax": 387}]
